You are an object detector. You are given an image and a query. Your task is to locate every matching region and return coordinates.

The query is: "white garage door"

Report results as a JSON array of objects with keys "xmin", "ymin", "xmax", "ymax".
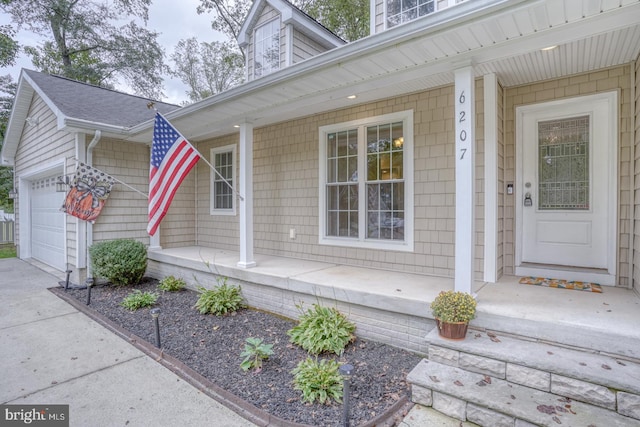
[{"xmin": 31, "ymin": 177, "xmax": 65, "ymax": 270}]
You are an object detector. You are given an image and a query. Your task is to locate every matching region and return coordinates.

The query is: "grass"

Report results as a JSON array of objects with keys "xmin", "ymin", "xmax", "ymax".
[{"xmin": 0, "ymin": 246, "xmax": 16, "ymax": 259}]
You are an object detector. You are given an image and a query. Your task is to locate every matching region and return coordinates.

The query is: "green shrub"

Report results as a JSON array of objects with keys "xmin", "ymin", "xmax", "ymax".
[
  {"xmin": 158, "ymin": 275, "xmax": 186, "ymax": 292},
  {"xmin": 89, "ymin": 239, "xmax": 147, "ymax": 286},
  {"xmin": 121, "ymin": 290, "xmax": 158, "ymax": 311},
  {"xmin": 291, "ymin": 357, "xmax": 343, "ymax": 405},
  {"xmin": 240, "ymin": 337, "xmax": 274, "ymax": 372},
  {"xmin": 194, "ymin": 279, "xmax": 245, "ymax": 315},
  {"xmin": 287, "ymin": 304, "xmax": 356, "ymax": 355}
]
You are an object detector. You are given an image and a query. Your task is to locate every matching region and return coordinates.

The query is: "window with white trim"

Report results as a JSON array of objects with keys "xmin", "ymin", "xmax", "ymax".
[
  {"xmin": 254, "ymin": 19, "xmax": 280, "ymax": 78},
  {"xmin": 319, "ymin": 111, "xmax": 414, "ymax": 251},
  {"xmin": 210, "ymin": 145, "xmax": 236, "ymax": 215},
  {"xmin": 386, "ymin": 0, "xmax": 435, "ymax": 28}
]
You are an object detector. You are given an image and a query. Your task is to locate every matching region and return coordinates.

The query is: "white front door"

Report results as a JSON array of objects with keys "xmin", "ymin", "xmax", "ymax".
[{"xmin": 515, "ymin": 92, "xmax": 618, "ymax": 284}]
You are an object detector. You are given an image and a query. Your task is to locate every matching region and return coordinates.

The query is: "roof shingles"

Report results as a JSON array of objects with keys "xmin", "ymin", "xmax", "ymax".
[{"xmin": 24, "ymin": 69, "xmax": 179, "ymax": 128}]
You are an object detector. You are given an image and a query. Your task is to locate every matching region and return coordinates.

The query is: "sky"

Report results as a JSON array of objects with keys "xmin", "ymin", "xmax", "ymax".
[{"xmin": 0, "ymin": 0, "xmax": 226, "ymax": 105}]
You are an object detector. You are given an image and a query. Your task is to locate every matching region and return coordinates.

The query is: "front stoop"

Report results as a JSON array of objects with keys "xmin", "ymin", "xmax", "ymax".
[{"xmin": 406, "ymin": 329, "xmax": 640, "ymax": 427}]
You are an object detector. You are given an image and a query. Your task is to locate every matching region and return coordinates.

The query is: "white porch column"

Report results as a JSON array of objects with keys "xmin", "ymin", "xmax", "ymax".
[
  {"xmin": 454, "ymin": 66, "xmax": 476, "ymax": 294},
  {"xmin": 238, "ymin": 123, "xmax": 256, "ymax": 268},
  {"xmin": 483, "ymin": 73, "xmax": 498, "ymax": 283},
  {"xmin": 148, "ymin": 140, "xmax": 161, "ymax": 251},
  {"xmin": 149, "ymin": 229, "xmax": 161, "ymax": 250}
]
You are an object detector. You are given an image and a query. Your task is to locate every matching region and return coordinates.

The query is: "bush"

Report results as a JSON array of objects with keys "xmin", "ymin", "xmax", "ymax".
[
  {"xmin": 158, "ymin": 275, "xmax": 186, "ymax": 292},
  {"xmin": 121, "ymin": 290, "xmax": 158, "ymax": 311},
  {"xmin": 291, "ymin": 357, "xmax": 343, "ymax": 405},
  {"xmin": 239, "ymin": 337, "xmax": 274, "ymax": 372},
  {"xmin": 89, "ymin": 239, "xmax": 147, "ymax": 286},
  {"xmin": 194, "ymin": 279, "xmax": 245, "ymax": 315},
  {"xmin": 287, "ymin": 304, "xmax": 356, "ymax": 355},
  {"xmin": 430, "ymin": 290, "xmax": 477, "ymax": 323}
]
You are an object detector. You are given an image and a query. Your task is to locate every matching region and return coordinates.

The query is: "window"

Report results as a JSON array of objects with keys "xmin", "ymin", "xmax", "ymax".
[
  {"xmin": 254, "ymin": 19, "xmax": 280, "ymax": 78},
  {"xmin": 319, "ymin": 111, "xmax": 414, "ymax": 251},
  {"xmin": 210, "ymin": 145, "xmax": 236, "ymax": 215},
  {"xmin": 386, "ymin": 0, "xmax": 436, "ymax": 28}
]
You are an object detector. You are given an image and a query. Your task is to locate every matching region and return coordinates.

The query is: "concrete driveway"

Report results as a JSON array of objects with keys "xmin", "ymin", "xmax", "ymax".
[{"xmin": 0, "ymin": 258, "xmax": 256, "ymax": 427}]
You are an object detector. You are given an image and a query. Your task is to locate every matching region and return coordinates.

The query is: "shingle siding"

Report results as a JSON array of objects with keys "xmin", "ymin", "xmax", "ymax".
[
  {"xmin": 195, "ymin": 84, "xmax": 486, "ymax": 278},
  {"xmin": 90, "ymin": 138, "xmax": 150, "ymax": 244},
  {"xmin": 195, "ymin": 134, "xmax": 240, "ymax": 251},
  {"xmin": 292, "ymin": 29, "xmax": 327, "ymax": 63}
]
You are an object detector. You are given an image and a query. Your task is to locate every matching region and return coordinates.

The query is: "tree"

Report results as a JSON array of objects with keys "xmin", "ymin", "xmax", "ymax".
[
  {"xmin": 197, "ymin": 0, "xmax": 251, "ymax": 58},
  {"xmin": 0, "ymin": 74, "xmax": 16, "ymax": 212},
  {"xmin": 0, "ymin": 24, "xmax": 19, "ymax": 67},
  {"xmin": 196, "ymin": 0, "xmax": 369, "ymax": 51},
  {"xmin": 171, "ymin": 38, "xmax": 244, "ymax": 103},
  {"xmin": 1, "ymin": 0, "xmax": 166, "ymax": 99},
  {"xmin": 300, "ymin": 0, "xmax": 369, "ymax": 42}
]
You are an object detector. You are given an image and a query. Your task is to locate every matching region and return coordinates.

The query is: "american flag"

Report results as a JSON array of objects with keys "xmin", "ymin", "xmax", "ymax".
[{"xmin": 147, "ymin": 113, "xmax": 201, "ymax": 236}]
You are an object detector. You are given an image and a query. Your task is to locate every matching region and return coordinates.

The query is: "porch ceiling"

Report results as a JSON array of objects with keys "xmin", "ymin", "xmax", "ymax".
[{"xmin": 125, "ymin": 0, "xmax": 640, "ymax": 143}]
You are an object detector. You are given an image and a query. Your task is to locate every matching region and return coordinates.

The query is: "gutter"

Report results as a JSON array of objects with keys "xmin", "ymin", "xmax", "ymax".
[
  {"xmin": 64, "ymin": 118, "xmax": 130, "ymax": 136},
  {"xmin": 630, "ymin": 62, "xmax": 637, "ymax": 290},
  {"xmin": 85, "ymin": 130, "xmax": 102, "ymax": 279}
]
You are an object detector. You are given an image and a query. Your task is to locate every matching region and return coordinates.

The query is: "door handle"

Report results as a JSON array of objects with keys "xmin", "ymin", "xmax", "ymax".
[{"xmin": 524, "ymin": 192, "xmax": 533, "ymax": 207}]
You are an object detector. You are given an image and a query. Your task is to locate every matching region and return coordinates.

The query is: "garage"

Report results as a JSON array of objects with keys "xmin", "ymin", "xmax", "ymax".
[{"xmin": 30, "ymin": 176, "xmax": 66, "ymax": 270}]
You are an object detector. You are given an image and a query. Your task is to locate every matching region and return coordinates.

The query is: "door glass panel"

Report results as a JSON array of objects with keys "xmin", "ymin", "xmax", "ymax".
[{"xmin": 538, "ymin": 115, "xmax": 589, "ymax": 210}]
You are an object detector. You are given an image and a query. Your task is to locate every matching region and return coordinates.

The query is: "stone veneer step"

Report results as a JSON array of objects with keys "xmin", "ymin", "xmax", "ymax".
[
  {"xmin": 425, "ymin": 328, "xmax": 640, "ymax": 396},
  {"xmin": 408, "ymin": 359, "xmax": 640, "ymax": 427}
]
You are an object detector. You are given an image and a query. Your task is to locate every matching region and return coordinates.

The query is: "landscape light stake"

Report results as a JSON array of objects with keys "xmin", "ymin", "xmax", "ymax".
[
  {"xmin": 86, "ymin": 278, "xmax": 94, "ymax": 305},
  {"xmin": 150, "ymin": 308, "xmax": 161, "ymax": 348},
  {"xmin": 64, "ymin": 270, "xmax": 72, "ymax": 290},
  {"xmin": 339, "ymin": 363, "xmax": 355, "ymax": 427}
]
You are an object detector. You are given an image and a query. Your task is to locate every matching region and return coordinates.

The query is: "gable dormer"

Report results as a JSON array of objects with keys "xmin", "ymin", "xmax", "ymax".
[
  {"xmin": 238, "ymin": 0, "xmax": 345, "ymax": 81},
  {"xmin": 370, "ymin": 0, "xmax": 467, "ymax": 34}
]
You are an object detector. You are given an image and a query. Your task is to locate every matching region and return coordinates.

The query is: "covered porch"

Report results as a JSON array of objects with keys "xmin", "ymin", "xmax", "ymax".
[{"xmin": 144, "ymin": 246, "xmax": 640, "ymax": 361}]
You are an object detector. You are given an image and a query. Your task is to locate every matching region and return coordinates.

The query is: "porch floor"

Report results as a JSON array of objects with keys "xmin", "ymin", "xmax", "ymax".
[{"xmin": 146, "ymin": 246, "xmax": 640, "ymax": 360}]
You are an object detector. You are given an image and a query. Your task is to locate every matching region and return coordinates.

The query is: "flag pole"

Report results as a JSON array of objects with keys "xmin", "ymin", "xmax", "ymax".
[
  {"xmin": 148, "ymin": 105, "xmax": 245, "ymax": 202},
  {"xmin": 198, "ymin": 155, "xmax": 245, "ymax": 202},
  {"xmin": 112, "ymin": 176, "xmax": 148, "ymax": 198},
  {"xmin": 70, "ymin": 159, "xmax": 149, "ymax": 198}
]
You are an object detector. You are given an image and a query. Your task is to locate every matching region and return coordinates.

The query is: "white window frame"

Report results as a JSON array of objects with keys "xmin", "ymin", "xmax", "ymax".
[
  {"xmin": 318, "ymin": 110, "xmax": 414, "ymax": 252},
  {"xmin": 385, "ymin": 0, "xmax": 458, "ymax": 29},
  {"xmin": 210, "ymin": 144, "xmax": 236, "ymax": 216},
  {"xmin": 253, "ymin": 18, "xmax": 280, "ymax": 78}
]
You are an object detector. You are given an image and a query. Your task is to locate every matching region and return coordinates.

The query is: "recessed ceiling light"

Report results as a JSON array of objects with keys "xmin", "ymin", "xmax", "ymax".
[
  {"xmin": 541, "ymin": 45, "xmax": 557, "ymax": 51},
  {"xmin": 233, "ymin": 125, "xmax": 240, "ymax": 128},
  {"xmin": 347, "ymin": 95, "xmax": 357, "ymax": 99}
]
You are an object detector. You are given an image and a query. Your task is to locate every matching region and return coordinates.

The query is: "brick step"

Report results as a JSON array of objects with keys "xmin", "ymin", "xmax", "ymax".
[
  {"xmin": 426, "ymin": 328, "xmax": 640, "ymax": 398},
  {"xmin": 407, "ymin": 359, "xmax": 640, "ymax": 427}
]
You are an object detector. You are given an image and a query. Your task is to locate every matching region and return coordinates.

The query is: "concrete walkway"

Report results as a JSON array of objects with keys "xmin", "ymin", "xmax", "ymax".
[{"xmin": 0, "ymin": 258, "xmax": 256, "ymax": 427}]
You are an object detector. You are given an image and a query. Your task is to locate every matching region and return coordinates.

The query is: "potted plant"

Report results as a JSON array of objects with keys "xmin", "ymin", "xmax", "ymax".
[{"xmin": 430, "ymin": 290, "xmax": 477, "ymax": 340}]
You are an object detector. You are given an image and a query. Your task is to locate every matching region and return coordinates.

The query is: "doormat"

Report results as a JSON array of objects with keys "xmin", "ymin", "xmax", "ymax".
[{"xmin": 519, "ymin": 276, "xmax": 603, "ymax": 293}]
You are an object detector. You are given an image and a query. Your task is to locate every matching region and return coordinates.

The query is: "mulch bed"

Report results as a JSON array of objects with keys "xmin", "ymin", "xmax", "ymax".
[{"xmin": 58, "ymin": 278, "xmax": 422, "ymax": 426}]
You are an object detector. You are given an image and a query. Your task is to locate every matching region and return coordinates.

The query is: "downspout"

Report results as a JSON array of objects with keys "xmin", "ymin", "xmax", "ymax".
[
  {"xmin": 630, "ymin": 62, "xmax": 636, "ymax": 290},
  {"xmin": 86, "ymin": 130, "xmax": 102, "ymax": 279}
]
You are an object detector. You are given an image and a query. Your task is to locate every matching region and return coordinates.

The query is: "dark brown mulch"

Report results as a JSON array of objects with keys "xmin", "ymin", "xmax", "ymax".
[{"xmin": 63, "ymin": 278, "xmax": 422, "ymax": 426}]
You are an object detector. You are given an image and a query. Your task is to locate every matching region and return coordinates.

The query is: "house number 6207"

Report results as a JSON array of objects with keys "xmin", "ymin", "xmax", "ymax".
[{"xmin": 458, "ymin": 90, "xmax": 469, "ymax": 160}]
